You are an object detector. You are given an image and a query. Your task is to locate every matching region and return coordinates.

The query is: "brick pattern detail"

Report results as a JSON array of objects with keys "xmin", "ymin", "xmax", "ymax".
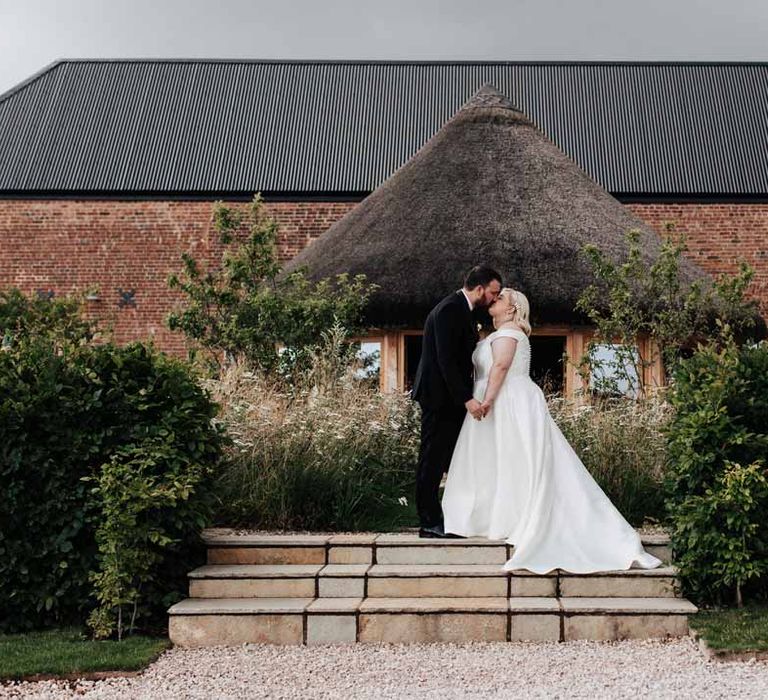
[
  {"xmin": 628, "ymin": 203, "xmax": 768, "ymax": 318},
  {"xmin": 0, "ymin": 200, "xmax": 355, "ymax": 355},
  {"xmin": 0, "ymin": 199, "xmax": 766, "ymax": 355}
]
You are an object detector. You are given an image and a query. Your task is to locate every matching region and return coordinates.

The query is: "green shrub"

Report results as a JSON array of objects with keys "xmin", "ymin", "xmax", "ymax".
[
  {"xmin": 672, "ymin": 462, "xmax": 768, "ymax": 606},
  {"xmin": 576, "ymin": 228, "xmax": 758, "ymax": 398},
  {"xmin": 81, "ymin": 344, "xmax": 224, "ymax": 639},
  {"xmin": 0, "ymin": 338, "xmax": 101, "ymax": 631},
  {"xmin": 666, "ymin": 333, "xmax": 768, "ymax": 604},
  {"xmin": 0, "ymin": 288, "xmax": 98, "ymax": 350},
  {"xmin": 548, "ymin": 395, "xmax": 669, "ymax": 525},
  {"xmin": 168, "ymin": 195, "xmax": 375, "ymax": 375},
  {"xmin": 0, "ymin": 296, "xmax": 224, "ymax": 634},
  {"xmin": 211, "ymin": 328, "xmax": 419, "ymax": 531}
]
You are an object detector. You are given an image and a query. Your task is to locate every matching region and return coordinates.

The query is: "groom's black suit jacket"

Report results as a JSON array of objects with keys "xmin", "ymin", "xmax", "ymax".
[{"xmin": 412, "ymin": 291, "xmax": 479, "ymax": 409}]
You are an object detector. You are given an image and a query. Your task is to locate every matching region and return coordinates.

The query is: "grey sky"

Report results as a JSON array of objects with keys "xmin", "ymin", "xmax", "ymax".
[{"xmin": 2, "ymin": 0, "xmax": 767, "ymax": 95}]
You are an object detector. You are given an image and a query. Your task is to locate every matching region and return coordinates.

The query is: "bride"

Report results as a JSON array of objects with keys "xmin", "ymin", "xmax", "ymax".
[{"xmin": 442, "ymin": 288, "xmax": 661, "ymax": 573}]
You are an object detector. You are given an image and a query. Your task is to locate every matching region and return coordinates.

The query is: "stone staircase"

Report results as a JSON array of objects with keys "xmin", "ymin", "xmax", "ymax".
[{"xmin": 168, "ymin": 531, "xmax": 696, "ymax": 646}]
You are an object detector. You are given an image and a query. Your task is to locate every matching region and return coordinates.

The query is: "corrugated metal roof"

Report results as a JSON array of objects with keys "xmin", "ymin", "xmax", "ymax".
[{"xmin": 0, "ymin": 60, "xmax": 767, "ymax": 196}]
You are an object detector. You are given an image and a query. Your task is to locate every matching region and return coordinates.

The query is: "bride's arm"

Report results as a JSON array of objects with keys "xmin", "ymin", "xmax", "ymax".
[{"xmin": 481, "ymin": 337, "xmax": 517, "ymax": 414}]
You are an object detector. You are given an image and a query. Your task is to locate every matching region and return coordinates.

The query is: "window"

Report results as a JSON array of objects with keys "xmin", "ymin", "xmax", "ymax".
[
  {"xmin": 355, "ymin": 340, "xmax": 382, "ymax": 384},
  {"xmin": 589, "ymin": 343, "xmax": 640, "ymax": 399}
]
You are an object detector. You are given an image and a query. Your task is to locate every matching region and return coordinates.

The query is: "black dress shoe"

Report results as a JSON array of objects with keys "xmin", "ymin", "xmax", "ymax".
[
  {"xmin": 418, "ymin": 524, "xmax": 465, "ymax": 539},
  {"xmin": 418, "ymin": 524, "xmax": 447, "ymax": 538}
]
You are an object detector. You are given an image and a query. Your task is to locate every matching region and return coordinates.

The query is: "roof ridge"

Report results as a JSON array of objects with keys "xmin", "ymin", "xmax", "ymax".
[{"xmin": 35, "ymin": 58, "xmax": 768, "ymax": 67}]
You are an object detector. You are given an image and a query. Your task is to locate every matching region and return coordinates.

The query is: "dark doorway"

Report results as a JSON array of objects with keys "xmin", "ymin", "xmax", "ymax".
[
  {"xmin": 530, "ymin": 335, "xmax": 566, "ymax": 394},
  {"xmin": 404, "ymin": 334, "xmax": 423, "ymax": 390}
]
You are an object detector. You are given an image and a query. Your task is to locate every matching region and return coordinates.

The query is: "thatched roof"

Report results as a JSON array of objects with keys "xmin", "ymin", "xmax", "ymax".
[{"xmin": 285, "ymin": 85, "xmax": 710, "ymax": 327}]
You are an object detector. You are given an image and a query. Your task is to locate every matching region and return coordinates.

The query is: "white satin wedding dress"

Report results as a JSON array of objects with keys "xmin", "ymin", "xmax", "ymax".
[{"xmin": 442, "ymin": 327, "xmax": 661, "ymax": 574}]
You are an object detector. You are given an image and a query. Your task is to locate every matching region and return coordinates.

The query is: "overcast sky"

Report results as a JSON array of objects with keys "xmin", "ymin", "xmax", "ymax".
[{"xmin": 2, "ymin": 0, "xmax": 767, "ymax": 95}]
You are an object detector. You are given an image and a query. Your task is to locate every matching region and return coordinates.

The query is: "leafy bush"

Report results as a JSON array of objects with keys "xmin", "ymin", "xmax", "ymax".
[
  {"xmin": 210, "ymin": 327, "xmax": 419, "ymax": 531},
  {"xmin": 0, "ymin": 337, "xmax": 101, "ymax": 632},
  {"xmin": 548, "ymin": 395, "xmax": 669, "ymax": 525},
  {"xmin": 666, "ymin": 333, "xmax": 768, "ymax": 605},
  {"xmin": 576, "ymin": 228, "xmax": 758, "ymax": 397},
  {"xmin": 0, "ymin": 292, "xmax": 224, "ymax": 634},
  {"xmin": 0, "ymin": 287, "xmax": 98, "ymax": 350},
  {"xmin": 81, "ymin": 344, "xmax": 224, "ymax": 639},
  {"xmin": 168, "ymin": 195, "xmax": 375, "ymax": 375}
]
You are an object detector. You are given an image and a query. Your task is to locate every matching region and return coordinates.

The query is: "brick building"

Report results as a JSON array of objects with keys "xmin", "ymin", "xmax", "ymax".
[{"xmin": 1, "ymin": 60, "xmax": 766, "ymax": 369}]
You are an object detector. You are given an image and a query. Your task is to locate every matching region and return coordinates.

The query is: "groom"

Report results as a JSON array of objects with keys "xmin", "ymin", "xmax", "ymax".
[{"xmin": 411, "ymin": 265, "xmax": 502, "ymax": 538}]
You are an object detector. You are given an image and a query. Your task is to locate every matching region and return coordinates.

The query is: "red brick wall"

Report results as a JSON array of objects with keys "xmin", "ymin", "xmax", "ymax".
[
  {"xmin": 628, "ymin": 203, "xmax": 768, "ymax": 317},
  {"xmin": 0, "ymin": 199, "xmax": 355, "ymax": 355},
  {"xmin": 1, "ymin": 199, "xmax": 766, "ymax": 355}
]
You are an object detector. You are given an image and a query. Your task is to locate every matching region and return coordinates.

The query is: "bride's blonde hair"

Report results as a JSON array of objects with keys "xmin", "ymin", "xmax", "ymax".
[{"xmin": 504, "ymin": 288, "xmax": 532, "ymax": 336}]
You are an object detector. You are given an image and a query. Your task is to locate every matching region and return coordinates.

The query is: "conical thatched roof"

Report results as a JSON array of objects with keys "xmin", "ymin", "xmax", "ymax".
[{"xmin": 285, "ymin": 84, "xmax": 709, "ymax": 327}]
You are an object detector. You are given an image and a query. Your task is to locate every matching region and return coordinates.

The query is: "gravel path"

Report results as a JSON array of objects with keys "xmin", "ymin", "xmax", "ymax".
[{"xmin": 3, "ymin": 638, "xmax": 768, "ymax": 699}]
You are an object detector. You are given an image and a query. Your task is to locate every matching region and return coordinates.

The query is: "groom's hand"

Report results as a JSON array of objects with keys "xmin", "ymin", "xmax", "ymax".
[{"xmin": 465, "ymin": 398, "xmax": 484, "ymax": 420}]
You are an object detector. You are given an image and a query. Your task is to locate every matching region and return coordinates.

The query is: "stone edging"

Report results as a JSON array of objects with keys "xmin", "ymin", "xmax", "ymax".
[{"xmin": 691, "ymin": 629, "xmax": 768, "ymax": 663}]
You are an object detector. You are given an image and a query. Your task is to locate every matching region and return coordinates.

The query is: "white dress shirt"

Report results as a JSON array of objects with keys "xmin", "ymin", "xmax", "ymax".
[{"xmin": 459, "ymin": 288, "xmax": 474, "ymax": 311}]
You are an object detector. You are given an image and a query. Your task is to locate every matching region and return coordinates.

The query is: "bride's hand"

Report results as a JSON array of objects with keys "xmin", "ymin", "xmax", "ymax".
[{"xmin": 480, "ymin": 400, "xmax": 493, "ymax": 417}]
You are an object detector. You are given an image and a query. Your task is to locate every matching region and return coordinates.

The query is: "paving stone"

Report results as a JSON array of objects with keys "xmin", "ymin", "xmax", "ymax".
[
  {"xmin": 328, "ymin": 534, "xmax": 378, "ymax": 545},
  {"xmin": 208, "ymin": 546, "xmax": 326, "ymax": 565},
  {"xmin": 169, "ymin": 614, "xmax": 304, "ymax": 646},
  {"xmin": 640, "ymin": 534, "xmax": 671, "ymax": 546},
  {"xmin": 359, "ymin": 597, "xmax": 509, "ymax": 613},
  {"xmin": 367, "ymin": 564, "xmax": 507, "ymax": 597},
  {"xmin": 564, "ymin": 614, "xmax": 690, "ymax": 640},
  {"xmin": 168, "ymin": 598, "xmax": 313, "ymax": 615},
  {"xmin": 320, "ymin": 565, "xmax": 371, "ymax": 576},
  {"xmin": 358, "ymin": 613, "xmax": 507, "ymax": 643},
  {"xmin": 559, "ymin": 573, "xmax": 678, "ymax": 598},
  {"xmin": 375, "ymin": 534, "xmax": 505, "ymax": 545},
  {"xmin": 507, "ymin": 598, "xmax": 562, "ymax": 640},
  {"xmin": 167, "ymin": 598, "xmax": 311, "ymax": 646},
  {"xmin": 189, "ymin": 578, "xmax": 315, "ymax": 598},
  {"xmin": 375, "ymin": 545, "xmax": 507, "ymax": 565},
  {"xmin": 509, "ymin": 614, "xmax": 561, "ymax": 641},
  {"xmin": 509, "ymin": 574, "xmax": 557, "ymax": 597},
  {"xmin": 307, "ymin": 598, "xmax": 363, "ymax": 613},
  {"xmin": 559, "ymin": 597, "xmax": 697, "ymax": 615},
  {"xmin": 307, "ymin": 615, "xmax": 358, "ymax": 644},
  {"xmin": 329, "ymin": 546, "xmax": 373, "ymax": 564},
  {"xmin": 367, "ymin": 565, "xmax": 505, "ymax": 576},
  {"xmin": 367, "ymin": 577, "xmax": 505, "ymax": 597},
  {"xmin": 189, "ymin": 564, "xmax": 324, "ymax": 578},
  {"xmin": 319, "ymin": 578, "xmax": 366, "ymax": 597},
  {"xmin": 508, "ymin": 597, "xmax": 561, "ymax": 612},
  {"xmin": 202, "ymin": 532, "xmax": 330, "ymax": 546}
]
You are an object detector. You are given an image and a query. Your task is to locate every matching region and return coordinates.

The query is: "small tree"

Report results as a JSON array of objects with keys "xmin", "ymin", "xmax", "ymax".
[
  {"xmin": 576, "ymin": 227, "xmax": 757, "ymax": 398},
  {"xmin": 168, "ymin": 195, "xmax": 375, "ymax": 376}
]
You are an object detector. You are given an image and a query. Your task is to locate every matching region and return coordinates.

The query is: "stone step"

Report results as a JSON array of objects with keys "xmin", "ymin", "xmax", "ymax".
[
  {"xmin": 203, "ymin": 530, "xmax": 672, "ymax": 566},
  {"xmin": 168, "ymin": 595, "xmax": 697, "ymax": 646},
  {"xmin": 187, "ymin": 563, "xmax": 680, "ymax": 599}
]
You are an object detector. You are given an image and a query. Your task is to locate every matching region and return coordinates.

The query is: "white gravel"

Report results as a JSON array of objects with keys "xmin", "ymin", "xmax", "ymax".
[{"xmin": 3, "ymin": 638, "xmax": 768, "ymax": 699}]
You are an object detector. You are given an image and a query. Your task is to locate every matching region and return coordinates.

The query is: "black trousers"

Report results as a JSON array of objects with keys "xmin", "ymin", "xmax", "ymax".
[{"xmin": 416, "ymin": 403, "xmax": 467, "ymax": 528}]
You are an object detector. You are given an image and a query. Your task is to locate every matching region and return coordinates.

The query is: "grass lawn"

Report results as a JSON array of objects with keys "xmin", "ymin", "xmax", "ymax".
[
  {"xmin": 0, "ymin": 627, "xmax": 170, "ymax": 681},
  {"xmin": 690, "ymin": 605, "xmax": 768, "ymax": 652}
]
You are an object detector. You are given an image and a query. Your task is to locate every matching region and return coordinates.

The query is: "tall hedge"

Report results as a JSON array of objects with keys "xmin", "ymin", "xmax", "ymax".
[{"xmin": 0, "ymin": 336, "xmax": 224, "ymax": 633}]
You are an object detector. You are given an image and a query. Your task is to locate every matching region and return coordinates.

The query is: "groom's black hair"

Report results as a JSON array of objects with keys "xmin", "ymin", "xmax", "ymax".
[{"xmin": 464, "ymin": 265, "xmax": 502, "ymax": 289}]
